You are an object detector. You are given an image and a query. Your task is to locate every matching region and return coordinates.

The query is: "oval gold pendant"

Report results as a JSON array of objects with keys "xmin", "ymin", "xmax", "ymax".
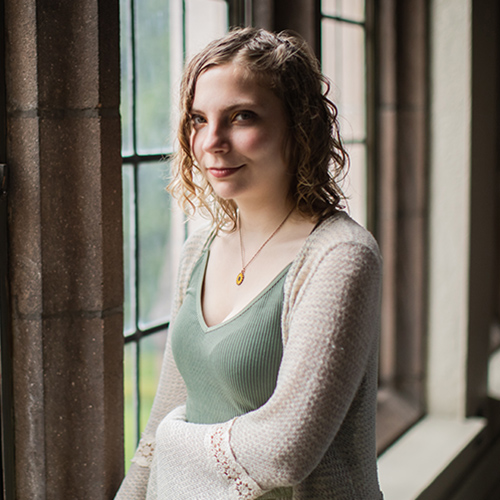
[{"xmin": 236, "ymin": 271, "xmax": 245, "ymax": 286}]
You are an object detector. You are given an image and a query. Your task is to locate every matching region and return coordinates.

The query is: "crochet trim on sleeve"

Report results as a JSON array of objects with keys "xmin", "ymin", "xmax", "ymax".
[
  {"xmin": 208, "ymin": 421, "xmax": 263, "ymax": 499},
  {"xmin": 131, "ymin": 434, "xmax": 155, "ymax": 468}
]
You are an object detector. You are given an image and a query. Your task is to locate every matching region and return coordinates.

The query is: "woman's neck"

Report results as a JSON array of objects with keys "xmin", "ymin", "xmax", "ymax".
[{"xmin": 236, "ymin": 199, "xmax": 296, "ymax": 239}]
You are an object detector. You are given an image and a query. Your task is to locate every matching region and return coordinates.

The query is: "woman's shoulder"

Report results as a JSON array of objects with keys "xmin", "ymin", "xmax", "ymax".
[
  {"xmin": 183, "ymin": 223, "xmax": 213, "ymax": 253},
  {"xmin": 306, "ymin": 211, "xmax": 381, "ymax": 261},
  {"xmin": 177, "ymin": 223, "xmax": 213, "ymax": 274},
  {"xmin": 285, "ymin": 211, "xmax": 381, "ymax": 291}
]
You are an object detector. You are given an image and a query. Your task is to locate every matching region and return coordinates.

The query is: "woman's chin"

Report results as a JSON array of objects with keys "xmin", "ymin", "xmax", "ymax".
[{"xmin": 210, "ymin": 185, "xmax": 243, "ymax": 202}]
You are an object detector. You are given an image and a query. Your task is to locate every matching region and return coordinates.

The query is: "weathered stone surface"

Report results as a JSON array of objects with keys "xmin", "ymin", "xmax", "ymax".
[
  {"xmin": 42, "ymin": 314, "xmax": 123, "ymax": 499},
  {"xmin": 6, "ymin": 0, "xmax": 124, "ymax": 498},
  {"xmin": 11, "ymin": 318, "xmax": 46, "ymax": 500},
  {"xmin": 7, "ymin": 115, "xmax": 42, "ymax": 317},
  {"xmin": 37, "ymin": 1, "xmax": 100, "ymax": 110},
  {"xmin": 4, "ymin": 0, "xmax": 38, "ymax": 111}
]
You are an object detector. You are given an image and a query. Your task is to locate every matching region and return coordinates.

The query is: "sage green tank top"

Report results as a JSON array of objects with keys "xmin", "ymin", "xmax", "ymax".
[
  {"xmin": 170, "ymin": 248, "xmax": 290, "ymax": 424},
  {"xmin": 170, "ymin": 248, "xmax": 294, "ymax": 499}
]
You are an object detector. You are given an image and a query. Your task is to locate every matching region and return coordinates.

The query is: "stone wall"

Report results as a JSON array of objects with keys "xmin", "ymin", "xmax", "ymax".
[{"xmin": 4, "ymin": 0, "xmax": 124, "ymax": 498}]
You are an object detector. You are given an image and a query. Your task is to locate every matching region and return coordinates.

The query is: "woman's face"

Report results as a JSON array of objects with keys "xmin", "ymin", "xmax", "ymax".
[{"xmin": 189, "ymin": 63, "xmax": 291, "ymax": 207}]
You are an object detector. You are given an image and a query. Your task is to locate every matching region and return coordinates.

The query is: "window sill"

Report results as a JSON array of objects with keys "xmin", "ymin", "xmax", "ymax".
[
  {"xmin": 378, "ymin": 415, "xmax": 486, "ymax": 500},
  {"xmin": 376, "ymin": 387, "xmax": 423, "ymax": 454}
]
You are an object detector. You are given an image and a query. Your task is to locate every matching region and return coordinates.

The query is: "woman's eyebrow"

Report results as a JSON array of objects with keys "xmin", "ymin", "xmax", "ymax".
[{"xmin": 190, "ymin": 101, "xmax": 262, "ymax": 115}]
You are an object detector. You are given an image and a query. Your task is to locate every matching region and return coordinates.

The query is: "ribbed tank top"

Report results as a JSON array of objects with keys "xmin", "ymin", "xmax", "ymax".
[
  {"xmin": 170, "ymin": 248, "xmax": 294, "ymax": 499},
  {"xmin": 171, "ymin": 248, "xmax": 290, "ymax": 424}
]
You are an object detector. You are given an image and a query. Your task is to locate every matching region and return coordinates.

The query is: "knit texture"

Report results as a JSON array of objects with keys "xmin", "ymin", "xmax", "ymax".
[{"xmin": 114, "ymin": 211, "xmax": 384, "ymax": 500}]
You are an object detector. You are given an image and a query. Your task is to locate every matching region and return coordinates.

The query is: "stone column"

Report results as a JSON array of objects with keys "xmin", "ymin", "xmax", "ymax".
[
  {"xmin": 252, "ymin": 0, "xmax": 320, "ymax": 56},
  {"xmin": 274, "ymin": 0, "xmax": 320, "ymax": 55},
  {"xmin": 5, "ymin": 0, "xmax": 124, "ymax": 498}
]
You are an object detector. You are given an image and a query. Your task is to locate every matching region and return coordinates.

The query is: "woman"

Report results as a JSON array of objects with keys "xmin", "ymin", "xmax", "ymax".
[{"xmin": 116, "ymin": 27, "xmax": 383, "ymax": 499}]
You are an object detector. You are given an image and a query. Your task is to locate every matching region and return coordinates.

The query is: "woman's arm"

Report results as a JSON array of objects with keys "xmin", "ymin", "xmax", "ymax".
[
  {"xmin": 230, "ymin": 242, "xmax": 381, "ymax": 487},
  {"xmin": 156, "ymin": 241, "xmax": 382, "ymax": 499}
]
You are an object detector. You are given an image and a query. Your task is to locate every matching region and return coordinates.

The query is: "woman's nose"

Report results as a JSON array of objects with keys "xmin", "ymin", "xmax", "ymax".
[{"xmin": 203, "ymin": 122, "xmax": 230, "ymax": 154}]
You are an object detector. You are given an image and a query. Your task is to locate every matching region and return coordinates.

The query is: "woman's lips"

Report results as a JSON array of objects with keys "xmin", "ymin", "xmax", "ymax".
[{"xmin": 207, "ymin": 166, "xmax": 243, "ymax": 178}]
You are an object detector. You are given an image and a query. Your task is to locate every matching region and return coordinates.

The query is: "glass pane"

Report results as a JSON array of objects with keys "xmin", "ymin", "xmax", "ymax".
[
  {"xmin": 123, "ymin": 341, "xmax": 137, "ymax": 472},
  {"xmin": 322, "ymin": 18, "xmax": 366, "ymax": 142},
  {"xmin": 166, "ymin": 0, "xmax": 185, "ymax": 143},
  {"xmin": 120, "ymin": 0, "xmax": 133, "ymax": 156},
  {"xmin": 342, "ymin": 143, "xmax": 367, "ymax": 227},
  {"xmin": 135, "ymin": 0, "xmax": 172, "ymax": 154},
  {"xmin": 185, "ymin": 0, "xmax": 228, "ymax": 60},
  {"xmin": 322, "ymin": 0, "xmax": 365, "ymax": 23},
  {"xmin": 139, "ymin": 330, "xmax": 168, "ymax": 431},
  {"xmin": 137, "ymin": 162, "xmax": 173, "ymax": 328},
  {"xmin": 122, "ymin": 165, "xmax": 136, "ymax": 335}
]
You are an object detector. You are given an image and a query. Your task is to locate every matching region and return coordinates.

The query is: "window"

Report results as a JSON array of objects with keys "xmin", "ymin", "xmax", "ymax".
[
  {"xmin": 371, "ymin": 0, "xmax": 428, "ymax": 452},
  {"xmin": 320, "ymin": 0, "xmax": 425, "ymax": 454},
  {"xmin": 378, "ymin": 1, "xmax": 500, "ymax": 498},
  {"xmin": 320, "ymin": 0, "xmax": 371, "ymax": 227},
  {"xmin": 119, "ymin": 0, "xmax": 231, "ymax": 468}
]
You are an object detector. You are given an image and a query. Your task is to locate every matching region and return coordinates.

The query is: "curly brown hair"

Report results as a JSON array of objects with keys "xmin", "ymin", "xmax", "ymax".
[{"xmin": 168, "ymin": 27, "xmax": 348, "ymax": 231}]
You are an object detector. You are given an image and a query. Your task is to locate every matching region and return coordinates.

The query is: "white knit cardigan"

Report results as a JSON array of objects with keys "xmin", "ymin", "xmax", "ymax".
[{"xmin": 115, "ymin": 211, "xmax": 383, "ymax": 500}]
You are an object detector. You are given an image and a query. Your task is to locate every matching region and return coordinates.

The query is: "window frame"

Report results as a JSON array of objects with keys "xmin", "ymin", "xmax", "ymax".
[
  {"xmin": 317, "ymin": 0, "xmax": 429, "ymax": 454},
  {"xmin": 320, "ymin": 3, "xmax": 372, "ymax": 228},
  {"xmin": 120, "ymin": 0, "xmax": 176, "ymax": 452},
  {"xmin": 373, "ymin": 0, "xmax": 428, "ymax": 452},
  {"xmin": 378, "ymin": 1, "xmax": 500, "ymax": 498}
]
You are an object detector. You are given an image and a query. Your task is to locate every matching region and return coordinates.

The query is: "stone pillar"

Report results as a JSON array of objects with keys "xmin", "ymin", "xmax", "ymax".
[
  {"xmin": 5, "ymin": 0, "xmax": 124, "ymax": 498},
  {"xmin": 252, "ymin": 0, "xmax": 320, "ymax": 56},
  {"xmin": 274, "ymin": 0, "xmax": 320, "ymax": 56}
]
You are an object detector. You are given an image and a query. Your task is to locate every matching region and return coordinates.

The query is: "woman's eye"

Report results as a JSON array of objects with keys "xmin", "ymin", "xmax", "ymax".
[
  {"xmin": 233, "ymin": 111, "xmax": 256, "ymax": 122},
  {"xmin": 190, "ymin": 114, "xmax": 206, "ymax": 126}
]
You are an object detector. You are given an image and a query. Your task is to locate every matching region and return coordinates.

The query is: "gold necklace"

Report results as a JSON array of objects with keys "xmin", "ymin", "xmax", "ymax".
[{"xmin": 236, "ymin": 208, "xmax": 294, "ymax": 286}]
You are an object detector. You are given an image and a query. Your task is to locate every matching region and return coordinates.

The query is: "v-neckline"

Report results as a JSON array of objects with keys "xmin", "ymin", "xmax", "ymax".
[
  {"xmin": 194, "ymin": 212, "xmax": 342, "ymax": 332},
  {"xmin": 196, "ymin": 250, "xmax": 292, "ymax": 333}
]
